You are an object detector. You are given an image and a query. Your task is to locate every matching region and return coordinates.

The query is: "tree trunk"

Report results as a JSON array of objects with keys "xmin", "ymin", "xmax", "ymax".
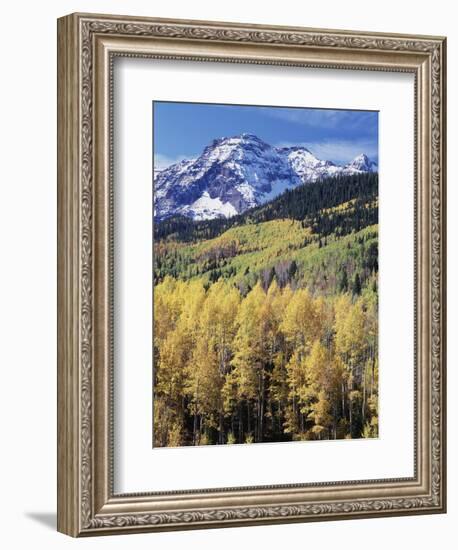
[
  {"xmin": 349, "ymin": 366, "xmax": 354, "ymax": 436},
  {"xmin": 239, "ymin": 403, "xmax": 243, "ymax": 443},
  {"xmin": 270, "ymin": 399, "xmax": 274, "ymax": 439},
  {"xmin": 333, "ymin": 405, "xmax": 337, "ymax": 439},
  {"xmin": 193, "ymin": 407, "xmax": 198, "ymax": 445},
  {"xmin": 341, "ymin": 381, "xmax": 345, "ymax": 419},
  {"xmin": 259, "ymin": 372, "xmax": 265, "ymax": 442},
  {"xmin": 219, "ymin": 412, "xmax": 224, "ymax": 444},
  {"xmin": 349, "ymin": 399, "xmax": 353, "ymax": 437},
  {"xmin": 371, "ymin": 354, "xmax": 375, "ymax": 397}
]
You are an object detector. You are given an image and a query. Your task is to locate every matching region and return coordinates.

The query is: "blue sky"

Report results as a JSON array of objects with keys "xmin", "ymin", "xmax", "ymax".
[{"xmin": 153, "ymin": 101, "xmax": 378, "ymax": 169}]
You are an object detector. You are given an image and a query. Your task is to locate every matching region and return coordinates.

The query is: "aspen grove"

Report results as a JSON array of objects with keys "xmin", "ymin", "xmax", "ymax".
[{"xmin": 153, "ymin": 278, "xmax": 378, "ymax": 446}]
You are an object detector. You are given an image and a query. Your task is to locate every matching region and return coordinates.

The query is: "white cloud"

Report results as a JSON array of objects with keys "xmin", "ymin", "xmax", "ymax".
[{"xmin": 263, "ymin": 107, "xmax": 376, "ymax": 130}]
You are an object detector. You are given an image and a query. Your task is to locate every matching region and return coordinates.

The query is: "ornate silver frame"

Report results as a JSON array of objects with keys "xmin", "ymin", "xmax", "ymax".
[{"xmin": 57, "ymin": 13, "xmax": 446, "ymax": 536}]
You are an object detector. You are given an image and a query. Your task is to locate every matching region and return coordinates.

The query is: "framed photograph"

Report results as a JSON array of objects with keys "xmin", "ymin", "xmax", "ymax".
[{"xmin": 57, "ymin": 13, "xmax": 446, "ymax": 536}]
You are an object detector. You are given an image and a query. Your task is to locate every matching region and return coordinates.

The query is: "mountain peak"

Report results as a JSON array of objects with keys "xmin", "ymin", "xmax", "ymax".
[
  {"xmin": 276, "ymin": 144, "xmax": 312, "ymax": 154},
  {"xmin": 154, "ymin": 135, "xmax": 378, "ymax": 221},
  {"xmin": 240, "ymin": 132, "xmax": 263, "ymax": 140},
  {"xmin": 346, "ymin": 153, "xmax": 378, "ymax": 173},
  {"xmin": 211, "ymin": 133, "xmax": 268, "ymax": 145},
  {"xmin": 203, "ymin": 133, "xmax": 271, "ymax": 159}
]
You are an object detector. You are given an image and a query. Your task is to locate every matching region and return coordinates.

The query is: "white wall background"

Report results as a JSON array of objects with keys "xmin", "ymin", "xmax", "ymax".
[{"xmin": 0, "ymin": 1, "xmax": 454, "ymax": 548}]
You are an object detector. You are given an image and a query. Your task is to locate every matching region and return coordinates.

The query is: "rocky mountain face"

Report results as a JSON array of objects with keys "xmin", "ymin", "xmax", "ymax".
[{"xmin": 154, "ymin": 133, "xmax": 377, "ymax": 221}]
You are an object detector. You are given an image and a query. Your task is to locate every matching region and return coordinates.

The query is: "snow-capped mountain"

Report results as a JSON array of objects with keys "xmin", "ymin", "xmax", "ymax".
[
  {"xmin": 277, "ymin": 146, "xmax": 344, "ymax": 183},
  {"xmin": 344, "ymin": 153, "xmax": 378, "ymax": 174},
  {"xmin": 154, "ymin": 133, "xmax": 377, "ymax": 221}
]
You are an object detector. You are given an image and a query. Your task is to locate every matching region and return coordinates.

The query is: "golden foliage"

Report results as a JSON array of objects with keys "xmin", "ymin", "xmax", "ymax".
[{"xmin": 153, "ymin": 278, "xmax": 378, "ymax": 446}]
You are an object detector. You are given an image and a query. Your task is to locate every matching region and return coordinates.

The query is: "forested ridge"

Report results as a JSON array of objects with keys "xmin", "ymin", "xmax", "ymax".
[
  {"xmin": 153, "ymin": 172, "xmax": 379, "ymax": 446},
  {"xmin": 154, "ymin": 172, "xmax": 378, "ymax": 242}
]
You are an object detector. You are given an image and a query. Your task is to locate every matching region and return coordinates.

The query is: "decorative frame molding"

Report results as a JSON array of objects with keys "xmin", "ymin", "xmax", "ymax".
[{"xmin": 57, "ymin": 13, "xmax": 446, "ymax": 536}]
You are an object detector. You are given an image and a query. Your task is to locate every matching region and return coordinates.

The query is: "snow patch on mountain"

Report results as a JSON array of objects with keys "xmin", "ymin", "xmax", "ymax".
[{"xmin": 181, "ymin": 192, "xmax": 238, "ymax": 221}]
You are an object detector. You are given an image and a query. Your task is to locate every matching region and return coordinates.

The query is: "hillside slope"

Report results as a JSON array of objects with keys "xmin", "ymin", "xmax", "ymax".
[{"xmin": 154, "ymin": 172, "xmax": 378, "ymax": 296}]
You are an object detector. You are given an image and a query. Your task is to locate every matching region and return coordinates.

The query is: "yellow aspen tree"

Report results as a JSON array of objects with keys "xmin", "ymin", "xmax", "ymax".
[
  {"xmin": 280, "ymin": 288, "xmax": 323, "ymax": 437},
  {"xmin": 154, "ymin": 323, "xmax": 190, "ymax": 447},
  {"xmin": 186, "ymin": 335, "xmax": 221, "ymax": 444},
  {"xmin": 231, "ymin": 282, "xmax": 267, "ymax": 442},
  {"xmin": 283, "ymin": 350, "xmax": 308, "ymax": 438},
  {"xmin": 280, "ymin": 288, "xmax": 322, "ymax": 357},
  {"xmin": 305, "ymin": 340, "xmax": 344, "ymax": 439},
  {"xmin": 334, "ymin": 295, "xmax": 367, "ymax": 437}
]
